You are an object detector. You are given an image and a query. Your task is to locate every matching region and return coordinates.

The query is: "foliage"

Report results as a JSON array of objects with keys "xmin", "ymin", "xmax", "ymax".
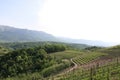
[
  {"xmin": 100, "ymin": 45, "xmax": 120, "ymax": 57},
  {"xmin": 0, "ymin": 46, "xmax": 9, "ymax": 55},
  {"xmin": 50, "ymin": 50, "xmax": 83, "ymax": 59},
  {"xmin": 85, "ymin": 46, "xmax": 103, "ymax": 51},
  {"xmin": 72, "ymin": 52, "xmax": 107, "ymax": 65},
  {"xmin": 0, "ymin": 42, "xmax": 89, "ymax": 50},
  {"xmin": 2, "ymin": 43, "xmax": 120, "ymax": 80},
  {"xmin": 41, "ymin": 61, "xmax": 72, "ymax": 77},
  {"xmin": 60, "ymin": 58, "xmax": 120, "ymax": 80},
  {"xmin": 0, "ymin": 43, "xmax": 66, "ymax": 78}
]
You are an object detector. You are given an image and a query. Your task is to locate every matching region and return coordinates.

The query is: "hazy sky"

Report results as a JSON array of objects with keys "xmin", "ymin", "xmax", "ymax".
[{"xmin": 0, "ymin": 0, "xmax": 120, "ymax": 42}]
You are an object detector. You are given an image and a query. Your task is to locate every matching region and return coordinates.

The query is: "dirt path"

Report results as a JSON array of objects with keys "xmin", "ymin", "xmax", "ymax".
[
  {"xmin": 66, "ymin": 58, "xmax": 112, "ymax": 72},
  {"xmin": 50, "ymin": 57, "xmax": 119, "ymax": 80},
  {"xmin": 66, "ymin": 58, "xmax": 113, "ymax": 73},
  {"xmin": 50, "ymin": 59, "xmax": 78, "ymax": 80},
  {"xmin": 65, "ymin": 58, "xmax": 78, "ymax": 73}
]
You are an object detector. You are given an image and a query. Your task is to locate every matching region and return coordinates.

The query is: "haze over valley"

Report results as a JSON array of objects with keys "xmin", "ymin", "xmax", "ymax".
[
  {"xmin": 1, "ymin": 0, "xmax": 120, "ymax": 80},
  {"xmin": 1, "ymin": 0, "xmax": 120, "ymax": 45},
  {"xmin": 0, "ymin": 25, "xmax": 117, "ymax": 46}
]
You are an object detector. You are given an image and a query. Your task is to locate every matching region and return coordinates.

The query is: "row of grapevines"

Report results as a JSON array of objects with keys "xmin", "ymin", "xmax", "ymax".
[
  {"xmin": 72, "ymin": 52, "xmax": 106, "ymax": 65},
  {"xmin": 60, "ymin": 57, "xmax": 120, "ymax": 80}
]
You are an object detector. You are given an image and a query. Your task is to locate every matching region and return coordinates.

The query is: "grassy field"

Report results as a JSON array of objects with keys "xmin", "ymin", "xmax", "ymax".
[{"xmin": 50, "ymin": 50, "xmax": 84, "ymax": 60}]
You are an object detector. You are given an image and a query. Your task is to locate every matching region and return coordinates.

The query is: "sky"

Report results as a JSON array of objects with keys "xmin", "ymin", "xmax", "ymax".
[{"xmin": 0, "ymin": 0, "xmax": 120, "ymax": 43}]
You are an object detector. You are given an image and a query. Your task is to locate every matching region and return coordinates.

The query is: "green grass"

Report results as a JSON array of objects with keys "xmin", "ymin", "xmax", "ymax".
[{"xmin": 50, "ymin": 50, "xmax": 83, "ymax": 59}]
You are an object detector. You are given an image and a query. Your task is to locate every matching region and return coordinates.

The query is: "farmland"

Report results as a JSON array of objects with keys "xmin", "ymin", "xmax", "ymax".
[
  {"xmin": 0, "ymin": 42, "xmax": 120, "ymax": 80},
  {"xmin": 60, "ymin": 58, "xmax": 120, "ymax": 80},
  {"xmin": 52, "ymin": 46, "xmax": 120, "ymax": 80}
]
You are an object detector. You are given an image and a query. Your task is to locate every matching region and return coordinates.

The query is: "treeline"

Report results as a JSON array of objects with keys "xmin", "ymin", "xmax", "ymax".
[
  {"xmin": 84, "ymin": 46, "xmax": 102, "ymax": 51},
  {"xmin": 0, "ymin": 42, "xmax": 66, "ymax": 50},
  {"xmin": 0, "ymin": 42, "xmax": 89, "ymax": 51},
  {"xmin": 36, "ymin": 44, "xmax": 66, "ymax": 53},
  {"xmin": 0, "ymin": 44, "xmax": 67, "ymax": 78}
]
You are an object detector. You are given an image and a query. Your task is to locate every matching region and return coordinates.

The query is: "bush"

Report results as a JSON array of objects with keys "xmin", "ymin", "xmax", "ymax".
[{"xmin": 41, "ymin": 62, "xmax": 71, "ymax": 77}]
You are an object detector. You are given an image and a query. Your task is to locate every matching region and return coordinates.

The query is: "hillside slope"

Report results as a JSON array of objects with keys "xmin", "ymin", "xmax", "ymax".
[{"xmin": 0, "ymin": 25, "xmax": 57, "ymax": 42}]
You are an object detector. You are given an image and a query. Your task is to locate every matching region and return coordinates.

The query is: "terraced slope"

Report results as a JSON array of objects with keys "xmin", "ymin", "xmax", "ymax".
[
  {"xmin": 72, "ymin": 52, "xmax": 107, "ymax": 65},
  {"xmin": 60, "ymin": 58, "xmax": 120, "ymax": 80}
]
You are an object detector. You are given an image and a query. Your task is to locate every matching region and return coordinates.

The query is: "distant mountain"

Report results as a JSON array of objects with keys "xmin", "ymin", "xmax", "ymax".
[
  {"xmin": 0, "ymin": 25, "xmax": 117, "ymax": 46},
  {"xmin": 0, "ymin": 25, "xmax": 57, "ymax": 42},
  {"xmin": 58, "ymin": 37, "xmax": 117, "ymax": 47}
]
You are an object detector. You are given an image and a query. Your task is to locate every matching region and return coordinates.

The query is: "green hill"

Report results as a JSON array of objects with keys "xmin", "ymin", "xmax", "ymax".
[
  {"xmin": 100, "ymin": 45, "xmax": 120, "ymax": 57},
  {"xmin": 0, "ymin": 42, "xmax": 89, "ymax": 50},
  {"xmin": 0, "ymin": 25, "xmax": 57, "ymax": 42},
  {"xmin": 0, "ymin": 25, "xmax": 115, "ymax": 46}
]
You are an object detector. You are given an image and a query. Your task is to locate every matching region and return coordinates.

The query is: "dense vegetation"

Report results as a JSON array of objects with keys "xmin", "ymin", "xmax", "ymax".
[
  {"xmin": 0, "ymin": 46, "xmax": 8, "ymax": 55},
  {"xmin": 84, "ymin": 46, "xmax": 103, "ymax": 51},
  {"xmin": 0, "ymin": 42, "xmax": 120, "ymax": 80},
  {"xmin": 0, "ymin": 42, "xmax": 89, "ymax": 50},
  {"xmin": 0, "ymin": 43, "xmax": 71, "ymax": 79}
]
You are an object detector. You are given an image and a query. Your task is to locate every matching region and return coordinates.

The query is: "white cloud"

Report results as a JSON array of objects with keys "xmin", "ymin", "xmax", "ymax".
[{"xmin": 38, "ymin": 0, "xmax": 120, "ymax": 42}]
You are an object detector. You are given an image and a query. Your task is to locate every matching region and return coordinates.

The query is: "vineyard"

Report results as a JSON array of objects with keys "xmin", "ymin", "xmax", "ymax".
[
  {"xmin": 1, "ymin": 44, "xmax": 120, "ymax": 80},
  {"xmin": 59, "ymin": 57, "xmax": 120, "ymax": 80},
  {"xmin": 50, "ymin": 50, "xmax": 83, "ymax": 59},
  {"xmin": 72, "ymin": 52, "xmax": 107, "ymax": 65},
  {"xmin": 50, "ymin": 52, "xmax": 107, "ymax": 79}
]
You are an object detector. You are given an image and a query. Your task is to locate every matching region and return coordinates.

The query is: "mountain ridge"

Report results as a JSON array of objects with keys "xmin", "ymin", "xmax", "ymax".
[
  {"xmin": 0, "ymin": 25, "xmax": 117, "ymax": 46},
  {"xmin": 58, "ymin": 37, "xmax": 117, "ymax": 47},
  {"xmin": 0, "ymin": 25, "xmax": 57, "ymax": 42}
]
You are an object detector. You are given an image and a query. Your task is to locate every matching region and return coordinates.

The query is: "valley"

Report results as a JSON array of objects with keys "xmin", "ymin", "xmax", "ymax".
[
  {"xmin": 0, "ymin": 0, "xmax": 120, "ymax": 79},
  {"xmin": 0, "ymin": 42, "xmax": 120, "ymax": 80}
]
